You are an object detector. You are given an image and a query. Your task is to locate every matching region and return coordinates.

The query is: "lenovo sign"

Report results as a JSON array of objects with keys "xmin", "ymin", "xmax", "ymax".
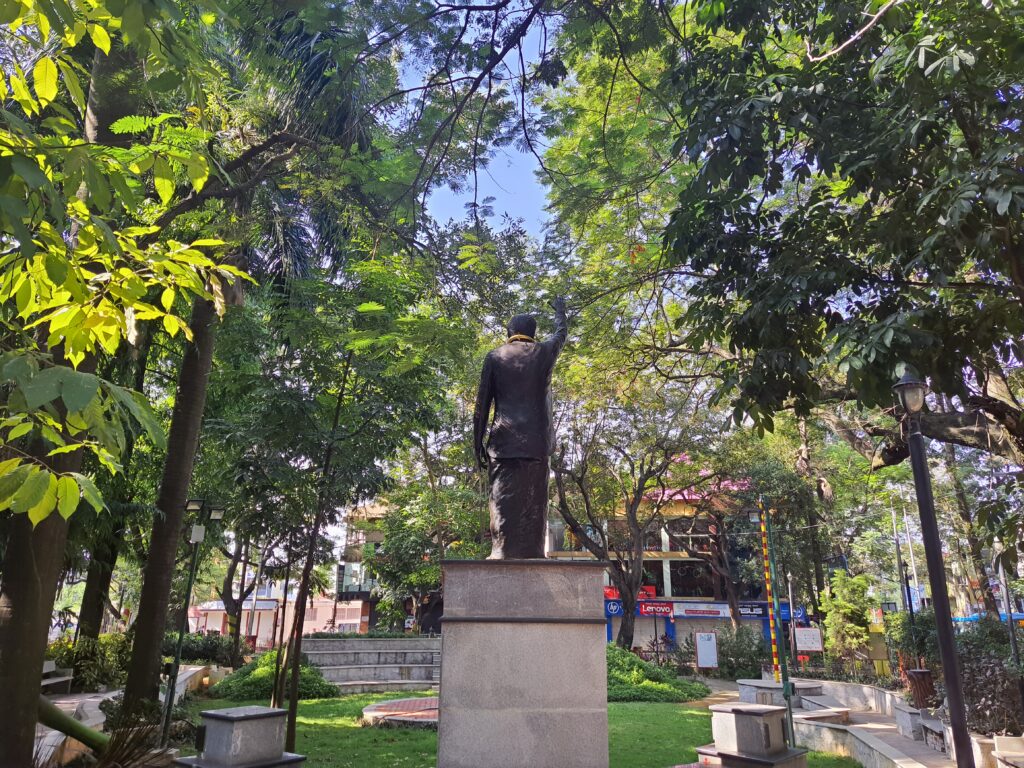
[{"xmin": 638, "ymin": 601, "xmax": 674, "ymax": 617}]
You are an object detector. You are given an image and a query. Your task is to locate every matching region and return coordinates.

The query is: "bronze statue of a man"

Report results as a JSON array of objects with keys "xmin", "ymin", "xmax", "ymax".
[{"xmin": 473, "ymin": 297, "xmax": 567, "ymax": 559}]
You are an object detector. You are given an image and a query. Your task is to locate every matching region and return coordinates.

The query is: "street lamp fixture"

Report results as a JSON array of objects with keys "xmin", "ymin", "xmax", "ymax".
[
  {"xmin": 892, "ymin": 370, "xmax": 927, "ymax": 415},
  {"xmin": 162, "ymin": 498, "xmax": 223, "ymax": 745},
  {"xmin": 892, "ymin": 370, "xmax": 974, "ymax": 768}
]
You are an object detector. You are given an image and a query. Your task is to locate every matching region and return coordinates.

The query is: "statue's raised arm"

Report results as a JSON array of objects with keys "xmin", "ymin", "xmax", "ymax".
[{"xmin": 472, "ymin": 297, "xmax": 568, "ymax": 559}]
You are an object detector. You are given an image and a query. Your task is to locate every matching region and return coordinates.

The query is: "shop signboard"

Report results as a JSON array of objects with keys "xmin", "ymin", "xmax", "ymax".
[
  {"xmin": 794, "ymin": 627, "xmax": 824, "ymax": 652},
  {"xmin": 638, "ymin": 601, "xmax": 673, "ymax": 617},
  {"xmin": 605, "ymin": 600, "xmax": 624, "ymax": 617},
  {"xmin": 695, "ymin": 631, "xmax": 718, "ymax": 669},
  {"xmin": 738, "ymin": 602, "xmax": 767, "ymax": 618},
  {"xmin": 673, "ymin": 602, "xmax": 731, "ymax": 618}
]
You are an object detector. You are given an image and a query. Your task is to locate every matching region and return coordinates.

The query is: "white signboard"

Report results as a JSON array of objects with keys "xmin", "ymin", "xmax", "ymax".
[
  {"xmin": 794, "ymin": 627, "xmax": 824, "ymax": 652},
  {"xmin": 674, "ymin": 602, "xmax": 731, "ymax": 618},
  {"xmin": 695, "ymin": 631, "xmax": 719, "ymax": 668}
]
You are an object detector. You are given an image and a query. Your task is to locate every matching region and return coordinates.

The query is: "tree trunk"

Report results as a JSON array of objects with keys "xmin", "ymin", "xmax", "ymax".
[
  {"xmin": 937, "ymin": 423, "xmax": 998, "ymax": 613},
  {"xmin": 610, "ymin": 563, "xmax": 643, "ymax": 649},
  {"xmin": 77, "ymin": 531, "xmax": 121, "ymax": 641},
  {"xmin": 230, "ymin": 539, "xmax": 250, "ymax": 667},
  {"xmin": 0, "ymin": 41, "xmax": 144, "ymax": 761},
  {"xmin": 80, "ymin": 328, "xmax": 152, "ymax": 642},
  {"xmin": 0, "ymin": 506, "xmax": 71, "ymax": 765},
  {"xmin": 122, "ymin": 297, "xmax": 218, "ymax": 707},
  {"xmin": 285, "ymin": 513, "xmax": 325, "ymax": 751},
  {"xmin": 271, "ymin": 559, "xmax": 291, "ymax": 707}
]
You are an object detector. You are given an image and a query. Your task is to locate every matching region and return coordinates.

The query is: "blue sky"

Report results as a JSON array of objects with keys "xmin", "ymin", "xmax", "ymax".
[{"xmin": 427, "ymin": 146, "xmax": 549, "ymax": 238}]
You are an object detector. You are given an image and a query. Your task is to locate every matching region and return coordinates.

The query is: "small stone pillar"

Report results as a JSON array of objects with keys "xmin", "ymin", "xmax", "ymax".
[
  {"xmin": 437, "ymin": 559, "xmax": 609, "ymax": 768},
  {"xmin": 174, "ymin": 706, "xmax": 305, "ymax": 767},
  {"xmin": 697, "ymin": 703, "xmax": 807, "ymax": 768}
]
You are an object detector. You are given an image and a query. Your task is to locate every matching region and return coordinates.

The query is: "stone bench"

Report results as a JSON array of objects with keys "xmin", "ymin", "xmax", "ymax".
[
  {"xmin": 920, "ymin": 715, "xmax": 946, "ymax": 752},
  {"xmin": 174, "ymin": 706, "xmax": 304, "ymax": 767},
  {"xmin": 994, "ymin": 736, "xmax": 1024, "ymax": 768},
  {"xmin": 41, "ymin": 659, "xmax": 73, "ymax": 694},
  {"xmin": 736, "ymin": 679, "xmax": 822, "ymax": 708},
  {"xmin": 892, "ymin": 699, "xmax": 923, "ymax": 741}
]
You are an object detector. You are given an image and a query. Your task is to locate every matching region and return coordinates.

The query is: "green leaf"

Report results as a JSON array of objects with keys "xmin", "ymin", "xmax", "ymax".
[
  {"xmin": 0, "ymin": 465, "xmax": 31, "ymax": 507},
  {"xmin": 32, "ymin": 57, "xmax": 58, "ymax": 106},
  {"xmin": 7, "ymin": 421, "xmax": 33, "ymax": 441},
  {"xmin": 56, "ymin": 474, "xmax": 80, "ymax": 519},
  {"xmin": 27, "ymin": 473, "xmax": 58, "ymax": 526},
  {"xmin": 107, "ymin": 384, "xmax": 166, "ymax": 448},
  {"xmin": 70, "ymin": 472, "xmax": 104, "ymax": 512},
  {"xmin": 88, "ymin": 23, "xmax": 111, "ymax": 54},
  {"xmin": 121, "ymin": 1, "xmax": 145, "ymax": 41},
  {"xmin": 11, "ymin": 467, "xmax": 49, "ymax": 514},
  {"xmin": 184, "ymin": 154, "xmax": 209, "ymax": 193},
  {"xmin": 61, "ymin": 370, "xmax": 99, "ymax": 412},
  {"xmin": 44, "ymin": 252, "xmax": 68, "ymax": 285},
  {"xmin": 109, "ymin": 115, "xmax": 154, "ymax": 134},
  {"xmin": 153, "ymin": 155, "xmax": 174, "ymax": 205},
  {"xmin": 56, "ymin": 59, "xmax": 86, "ymax": 112},
  {"xmin": 21, "ymin": 366, "xmax": 69, "ymax": 409},
  {"xmin": 356, "ymin": 302, "xmax": 386, "ymax": 313},
  {"xmin": 11, "ymin": 155, "xmax": 48, "ymax": 189}
]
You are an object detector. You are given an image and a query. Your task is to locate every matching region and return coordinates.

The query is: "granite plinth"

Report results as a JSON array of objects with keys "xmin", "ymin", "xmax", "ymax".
[
  {"xmin": 710, "ymin": 703, "xmax": 789, "ymax": 758},
  {"xmin": 696, "ymin": 745, "xmax": 808, "ymax": 768},
  {"xmin": 437, "ymin": 559, "xmax": 609, "ymax": 768},
  {"xmin": 172, "ymin": 706, "xmax": 304, "ymax": 767}
]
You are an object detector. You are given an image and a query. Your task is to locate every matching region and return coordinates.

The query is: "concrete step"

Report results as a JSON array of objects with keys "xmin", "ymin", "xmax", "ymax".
[
  {"xmin": 800, "ymin": 693, "xmax": 847, "ymax": 711},
  {"xmin": 302, "ymin": 637, "xmax": 440, "ymax": 653},
  {"xmin": 306, "ymin": 650, "xmax": 439, "ymax": 666},
  {"xmin": 334, "ymin": 680, "xmax": 438, "ymax": 695},
  {"xmin": 319, "ymin": 664, "xmax": 438, "ymax": 683}
]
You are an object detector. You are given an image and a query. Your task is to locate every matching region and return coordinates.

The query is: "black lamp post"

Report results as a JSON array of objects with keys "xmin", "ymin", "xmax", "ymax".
[
  {"xmin": 161, "ymin": 498, "xmax": 224, "ymax": 746},
  {"xmin": 892, "ymin": 371, "xmax": 974, "ymax": 768}
]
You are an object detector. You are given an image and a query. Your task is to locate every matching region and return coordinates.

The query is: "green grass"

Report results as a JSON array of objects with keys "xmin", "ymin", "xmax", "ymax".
[{"xmin": 184, "ymin": 694, "xmax": 861, "ymax": 768}]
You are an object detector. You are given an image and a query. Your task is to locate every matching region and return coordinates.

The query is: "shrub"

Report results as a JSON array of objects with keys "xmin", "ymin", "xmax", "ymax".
[
  {"xmin": 303, "ymin": 630, "xmax": 411, "ymax": 639},
  {"xmin": 957, "ymin": 616, "xmax": 1024, "ymax": 736},
  {"xmin": 161, "ymin": 632, "xmax": 250, "ymax": 667},
  {"xmin": 606, "ymin": 644, "xmax": 709, "ymax": 703},
  {"xmin": 47, "ymin": 632, "xmax": 132, "ymax": 691},
  {"xmin": 884, "ymin": 607, "xmax": 940, "ymax": 670},
  {"xmin": 677, "ymin": 625, "xmax": 768, "ymax": 680},
  {"xmin": 210, "ymin": 650, "xmax": 337, "ymax": 701}
]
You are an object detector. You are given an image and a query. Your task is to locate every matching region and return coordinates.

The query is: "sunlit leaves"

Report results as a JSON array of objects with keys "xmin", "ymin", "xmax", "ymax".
[
  {"xmin": 0, "ymin": 0, "xmax": 246, "ymax": 527},
  {"xmin": 32, "ymin": 57, "xmax": 58, "ymax": 106},
  {"xmin": 0, "ymin": 349, "xmax": 169, "ymax": 524}
]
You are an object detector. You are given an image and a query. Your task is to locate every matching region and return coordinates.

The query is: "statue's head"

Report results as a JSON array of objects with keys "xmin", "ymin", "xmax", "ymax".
[{"xmin": 507, "ymin": 313, "xmax": 537, "ymax": 338}]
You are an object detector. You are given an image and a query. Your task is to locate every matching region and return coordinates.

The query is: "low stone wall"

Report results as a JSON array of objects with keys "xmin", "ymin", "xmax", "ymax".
[
  {"xmin": 811, "ymin": 680, "xmax": 904, "ymax": 715},
  {"xmin": 794, "ymin": 718, "xmax": 928, "ymax": 768}
]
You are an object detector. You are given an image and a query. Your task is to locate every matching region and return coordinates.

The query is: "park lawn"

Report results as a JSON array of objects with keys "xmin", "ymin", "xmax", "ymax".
[{"xmin": 184, "ymin": 694, "xmax": 861, "ymax": 768}]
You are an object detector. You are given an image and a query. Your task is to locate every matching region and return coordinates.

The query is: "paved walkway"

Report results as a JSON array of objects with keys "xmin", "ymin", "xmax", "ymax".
[
  {"xmin": 362, "ymin": 696, "xmax": 439, "ymax": 727},
  {"xmin": 35, "ymin": 664, "xmax": 209, "ymax": 764},
  {"xmin": 686, "ymin": 677, "xmax": 739, "ymax": 708},
  {"xmin": 848, "ymin": 711, "xmax": 953, "ymax": 768}
]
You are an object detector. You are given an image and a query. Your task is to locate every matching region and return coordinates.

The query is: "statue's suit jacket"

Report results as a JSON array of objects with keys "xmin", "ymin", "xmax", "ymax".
[{"xmin": 473, "ymin": 311, "xmax": 568, "ymax": 461}]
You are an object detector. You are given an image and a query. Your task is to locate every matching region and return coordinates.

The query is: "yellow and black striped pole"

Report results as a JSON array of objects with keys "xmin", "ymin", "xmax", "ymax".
[
  {"xmin": 758, "ymin": 509, "xmax": 781, "ymax": 682},
  {"xmin": 758, "ymin": 501, "xmax": 796, "ymax": 746}
]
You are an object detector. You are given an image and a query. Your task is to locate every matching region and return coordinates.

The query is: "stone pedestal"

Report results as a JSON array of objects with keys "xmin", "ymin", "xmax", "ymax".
[
  {"xmin": 174, "ymin": 706, "xmax": 304, "ymax": 767},
  {"xmin": 697, "ymin": 704, "xmax": 807, "ymax": 768},
  {"xmin": 437, "ymin": 559, "xmax": 609, "ymax": 768}
]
